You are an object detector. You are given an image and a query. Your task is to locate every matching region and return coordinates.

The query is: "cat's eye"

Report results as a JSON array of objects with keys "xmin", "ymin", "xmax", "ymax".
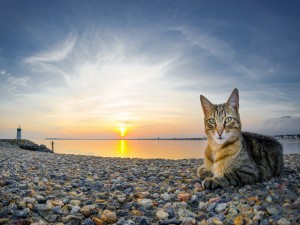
[
  {"xmin": 225, "ymin": 117, "xmax": 233, "ymax": 123},
  {"xmin": 208, "ymin": 118, "xmax": 216, "ymax": 124}
]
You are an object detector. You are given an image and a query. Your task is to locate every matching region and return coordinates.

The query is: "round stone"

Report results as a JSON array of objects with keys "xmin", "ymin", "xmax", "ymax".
[
  {"xmin": 266, "ymin": 196, "xmax": 272, "ymax": 203},
  {"xmin": 53, "ymin": 206, "xmax": 64, "ymax": 215},
  {"xmin": 117, "ymin": 194, "xmax": 127, "ymax": 203},
  {"xmin": 70, "ymin": 200, "xmax": 81, "ymax": 206},
  {"xmin": 267, "ymin": 206, "xmax": 279, "ymax": 215},
  {"xmin": 178, "ymin": 192, "xmax": 191, "ymax": 202},
  {"xmin": 137, "ymin": 199, "xmax": 153, "ymax": 207},
  {"xmin": 92, "ymin": 217, "xmax": 106, "ymax": 225},
  {"xmin": 161, "ymin": 193, "xmax": 172, "ymax": 201},
  {"xmin": 215, "ymin": 203, "xmax": 228, "ymax": 213},
  {"xmin": 100, "ymin": 210, "xmax": 117, "ymax": 223},
  {"xmin": 156, "ymin": 210, "xmax": 169, "ymax": 220},
  {"xmin": 80, "ymin": 205, "xmax": 91, "ymax": 216},
  {"xmin": 23, "ymin": 197, "xmax": 36, "ymax": 204},
  {"xmin": 70, "ymin": 206, "xmax": 81, "ymax": 214},
  {"xmin": 277, "ymin": 218, "xmax": 291, "ymax": 225}
]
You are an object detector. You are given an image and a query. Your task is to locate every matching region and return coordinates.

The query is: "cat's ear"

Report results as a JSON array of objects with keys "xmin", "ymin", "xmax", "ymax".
[
  {"xmin": 200, "ymin": 95, "xmax": 213, "ymax": 115},
  {"xmin": 227, "ymin": 88, "xmax": 239, "ymax": 111}
]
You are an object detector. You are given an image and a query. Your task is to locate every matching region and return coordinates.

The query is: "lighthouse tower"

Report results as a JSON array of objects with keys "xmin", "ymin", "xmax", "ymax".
[{"xmin": 17, "ymin": 126, "xmax": 21, "ymax": 140}]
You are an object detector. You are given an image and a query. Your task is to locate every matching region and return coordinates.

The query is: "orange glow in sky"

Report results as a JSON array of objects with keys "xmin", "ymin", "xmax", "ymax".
[{"xmin": 117, "ymin": 126, "xmax": 127, "ymax": 137}]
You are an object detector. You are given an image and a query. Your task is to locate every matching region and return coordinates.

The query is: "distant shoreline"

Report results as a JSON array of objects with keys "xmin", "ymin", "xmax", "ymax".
[
  {"xmin": 44, "ymin": 137, "xmax": 207, "ymax": 141},
  {"xmin": 44, "ymin": 134, "xmax": 300, "ymax": 141}
]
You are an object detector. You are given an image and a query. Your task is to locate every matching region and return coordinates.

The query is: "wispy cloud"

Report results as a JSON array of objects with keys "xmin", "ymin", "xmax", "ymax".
[
  {"xmin": 179, "ymin": 26, "xmax": 235, "ymax": 59},
  {"xmin": 24, "ymin": 33, "xmax": 76, "ymax": 64},
  {"xmin": 0, "ymin": 69, "xmax": 28, "ymax": 98}
]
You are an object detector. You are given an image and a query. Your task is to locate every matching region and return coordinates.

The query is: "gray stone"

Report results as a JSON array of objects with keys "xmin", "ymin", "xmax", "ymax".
[
  {"xmin": 53, "ymin": 206, "xmax": 64, "ymax": 215},
  {"xmin": 23, "ymin": 197, "xmax": 36, "ymax": 204},
  {"xmin": 161, "ymin": 193, "xmax": 172, "ymax": 201},
  {"xmin": 124, "ymin": 220, "xmax": 135, "ymax": 225},
  {"xmin": 215, "ymin": 203, "xmax": 228, "ymax": 213},
  {"xmin": 70, "ymin": 206, "xmax": 81, "ymax": 214},
  {"xmin": 14, "ymin": 208, "xmax": 30, "ymax": 218},
  {"xmin": 267, "ymin": 206, "xmax": 279, "ymax": 215},
  {"xmin": 177, "ymin": 208, "xmax": 197, "ymax": 218},
  {"xmin": 207, "ymin": 203, "xmax": 217, "ymax": 212}
]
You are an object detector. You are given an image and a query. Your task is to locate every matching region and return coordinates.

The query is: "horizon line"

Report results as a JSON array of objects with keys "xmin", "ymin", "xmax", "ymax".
[{"xmin": 44, "ymin": 137, "xmax": 207, "ymax": 141}]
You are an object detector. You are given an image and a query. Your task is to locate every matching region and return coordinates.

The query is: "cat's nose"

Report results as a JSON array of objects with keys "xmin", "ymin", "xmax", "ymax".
[{"xmin": 217, "ymin": 130, "xmax": 223, "ymax": 137}]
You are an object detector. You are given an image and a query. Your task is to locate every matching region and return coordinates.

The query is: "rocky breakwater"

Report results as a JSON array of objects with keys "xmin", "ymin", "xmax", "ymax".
[
  {"xmin": 0, "ymin": 145, "xmax": 299, "ymax": 225},
  {"xmin": 0, "ymin": 139, "xmax": 53, "ymax": 153}
]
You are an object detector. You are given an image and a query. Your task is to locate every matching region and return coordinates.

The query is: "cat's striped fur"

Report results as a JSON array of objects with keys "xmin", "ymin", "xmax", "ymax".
[{"xmin": 197, "ymin": 88, "xmax": 283, "ymax": 189}]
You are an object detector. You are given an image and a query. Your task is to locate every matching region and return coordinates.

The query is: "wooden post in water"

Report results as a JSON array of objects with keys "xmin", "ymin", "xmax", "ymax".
[{"xmin": 51, "ymin": 141, "xmax": 54, "ymax": 152}]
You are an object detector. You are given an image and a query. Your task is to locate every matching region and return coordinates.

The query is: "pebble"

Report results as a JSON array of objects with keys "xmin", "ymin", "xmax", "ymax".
[
  {"xmin": 80, "ymin": 205, "xmax": 95, "ymax": 216},
  {"xmin": 70, "ymin": 206, "xmax": 81, "ymax": 214},
  {"xmin": 15, "ymin": 208, "xmax": 30, "ymax": 218},
  {"xmin": 156, "ymin": 209, "xmax": 169, "ymax": 220},
  {"xmin": 209, "ymin": 197, "xmax": 221, "ymax": 203},
  {"xmin": 266, "ymin": 206, "xmax": 279, "ymax": 215},
  {"xmin": 178, "ymin": 192, "xmax": 191, "ymax": 202},
  {"xmin": 215, "ymin": 203, "xmax": 227, "ymax": 213},
  {"xmin": 100, "ymin": 209, "xmax": 117, "ymax": 223},
  {"xmin": 117, "ymin": 194, "xmax": 127, "ymax": 203},
  {"xmin": 0, "ymin": 145, "xmax": 299, "ymax": 225},
  {"xmin": 52, "ymin": 206, "xmax": 64, "ymax": 215},
  {"xmin": 161, "ymin": 193, "xmax": 172, "ymax": 201},
  {"xmin": 70, "ymin": 200, "xmax": 81, "ymax": 206},
  {"xmin": 23, "ymin": 197, "xmax": 36, "ymax": 204},
  {"xmin": 209, "ymin": 217, "xmax": 223, "ymax": 225},
  {"xmin": 137, "ymin": 199, "xmax": 153, "ymax": 207},
  {"xmin": 92, "ymin": 217, "xmax": 106, "ymax": 225},
  {"xmin": 277, "ymin": 218, "xmax": 291, "ymax": 225},
  {"xmin": 266, "ymin": 196, "xmax": 272, "ymax": 203}
]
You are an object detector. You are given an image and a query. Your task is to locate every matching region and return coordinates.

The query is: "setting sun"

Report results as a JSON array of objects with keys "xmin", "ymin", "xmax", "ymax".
[{"xmin": 118, "ymin": 126, "xmax": 127, "ymax": 137}]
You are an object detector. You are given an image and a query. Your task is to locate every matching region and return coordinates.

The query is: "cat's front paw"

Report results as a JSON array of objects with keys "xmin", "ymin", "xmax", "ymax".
[
  {"xmin": 197, "ymin": 166, "xmax": 213, "ymax": 180},
  {"xmin": 202, "ymin": 177, "xmax": 223, "ymax": 189}
]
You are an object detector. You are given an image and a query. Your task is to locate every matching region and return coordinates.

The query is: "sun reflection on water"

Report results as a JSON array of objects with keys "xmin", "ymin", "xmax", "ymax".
[
  {"xmin": 33, "ymin": 139, "xmax": 206, "ymax": 159},
  {"xmin": 118, "ymin": 140, "xmax": 127, "ymax": 157}
]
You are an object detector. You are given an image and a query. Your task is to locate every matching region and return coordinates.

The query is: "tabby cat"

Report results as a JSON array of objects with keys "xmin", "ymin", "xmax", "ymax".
[{"xmin": 197, "ymin": 88, "xmax": 283, "ymax": 189}]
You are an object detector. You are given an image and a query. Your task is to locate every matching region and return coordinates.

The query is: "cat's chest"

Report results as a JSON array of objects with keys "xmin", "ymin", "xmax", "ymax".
[{"xmin": 208, "ymin": 141, "xmax": 242, "ymax": 163}]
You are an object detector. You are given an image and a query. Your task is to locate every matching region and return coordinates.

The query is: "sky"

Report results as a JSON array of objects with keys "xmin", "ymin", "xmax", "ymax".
[{"xmin": 0, "ymin": 0, "xmax": 300, "ymax": 139}]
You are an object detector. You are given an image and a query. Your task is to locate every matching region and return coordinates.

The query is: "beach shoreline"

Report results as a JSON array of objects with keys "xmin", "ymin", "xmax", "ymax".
[{"xmin": 0, "ymin": 145, "xmax": 299, "ymax": 225}]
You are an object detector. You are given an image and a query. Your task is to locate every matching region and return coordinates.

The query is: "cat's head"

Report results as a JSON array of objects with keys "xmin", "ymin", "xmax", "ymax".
[{"xmin": 200, "ymin": 88, "xmax": 241, "ymax": 145}]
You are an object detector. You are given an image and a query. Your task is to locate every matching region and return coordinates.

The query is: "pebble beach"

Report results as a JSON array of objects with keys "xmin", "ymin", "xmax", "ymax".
[{"xmin": 0, "ymin": 143, "xmax": 299, "ymax": 225}]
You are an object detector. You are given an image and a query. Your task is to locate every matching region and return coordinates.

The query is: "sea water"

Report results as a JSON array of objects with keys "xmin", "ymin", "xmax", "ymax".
[{"xmin": 33, "ymin": 139, "xmax": 299, "ymax": 159}]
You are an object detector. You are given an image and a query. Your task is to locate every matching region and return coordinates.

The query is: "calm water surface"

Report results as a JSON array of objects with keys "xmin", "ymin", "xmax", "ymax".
[{"xmin": 33, "ymin": 139, "xmax": 299, "ymax": 159}]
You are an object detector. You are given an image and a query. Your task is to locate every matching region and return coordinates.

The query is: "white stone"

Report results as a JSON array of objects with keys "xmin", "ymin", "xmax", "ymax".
[
  {"xmin": 160, "ymin": 193, "xmax": 172, "ymax": 201},
  {"xmin": 152, "ymin": 193, "xmax": 160, "ymax": 199},
  {"xmin": 117, "ymin": 194, "xmax": 127, "ymax": 203},
  {"xmin": 140, "ymin": 191, "xmax": 150, "ymax": 197},
  {"xmin": 156, "ymin": 210, "xmax": 169, "ymax": 220},
  {"xmin": 23, "ymin": 197, "xmax": 36, "ymax": 203},
  {"xmin": 277, "ymin": 218, "xmax": 290, "ymax": 225},
  {"xmin": 266, "ymin": 196, "xmax": 272, "ymax": 203},
  {"xmin": 137, "ymin": 199, "xmax": 153, "ymax": 207}
]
